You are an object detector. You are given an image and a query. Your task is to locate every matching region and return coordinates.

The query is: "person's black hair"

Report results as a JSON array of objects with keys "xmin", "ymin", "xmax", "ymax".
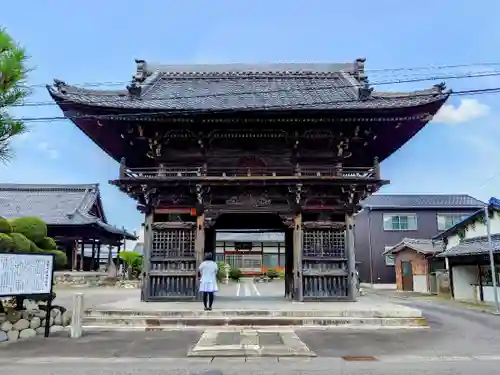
[{"xmin": 204, "ymin": 252, "xmax": 214, "ymax": 261}]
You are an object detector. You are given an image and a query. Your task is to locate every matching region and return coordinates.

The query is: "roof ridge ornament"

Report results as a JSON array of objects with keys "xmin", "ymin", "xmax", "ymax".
[
  {"xmin": 126, "ymin": 81, "xmax": 142, "ymax": 97},
  {"xmin": 133, "ymin": 59, "xmax": 150, "ymax": 83},
  {"xmin": 433, "ymin": 82, "xmax": 447, "ymax": 93}
]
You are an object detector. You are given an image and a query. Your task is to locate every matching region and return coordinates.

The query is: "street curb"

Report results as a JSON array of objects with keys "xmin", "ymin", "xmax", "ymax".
[
  {"xmin": 386, "ymin": 294, "xmax": 500, "ymax": 316},
  {"xmin": 3, "ymin": 354, "xmax": 500, "ymax": 364}
]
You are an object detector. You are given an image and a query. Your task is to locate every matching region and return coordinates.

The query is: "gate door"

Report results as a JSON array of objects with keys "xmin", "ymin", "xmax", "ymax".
[{"xmin": 401, "ymin": 261, "xmax": 414, "ymax": 291}]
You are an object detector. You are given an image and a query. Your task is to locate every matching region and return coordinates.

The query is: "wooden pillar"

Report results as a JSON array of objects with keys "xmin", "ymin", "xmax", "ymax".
[
  {"xmin": 117, "ymin": 243, "xmax": 122, "ymax": 270},
  {"xmin": 107, "ymin": 244, "xmax": 112, "ymax": 267},
  {"xmin": 141, "ymin": 213, "xmax": 153, "ymax": 302},
  {"xmin": 90, "ymin": 239, "xmax": 96, "ymax": 271},
  {"xmin": 96, "ymin": 242, "xmax": 101, "ymax": 271},
  {"xmin": 80, "ymin": 240, "xmax": 84, "ymax": 271},
  {"xmin": 284, "ymin": 228, "xmax": 294, "ymax": 299},
  {"xmin": 195, "ymin": 214, "xmax": 205, "ymax": 267},
  {"xmin": 345, "ymin": 212, "xmax": 357, "ymax": 301},
  {"xmin": 293, "ymin": 213, "xmax": 303, "ymax": 302},
  {"xmin": 72, "ymin": 240, "xmax": 78, "ymax": 271}
]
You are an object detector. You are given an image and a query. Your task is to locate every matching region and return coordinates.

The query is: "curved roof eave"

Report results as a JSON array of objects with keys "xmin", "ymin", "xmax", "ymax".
[{"xmin": 46, "ymin": 81, "xmax": 451, "ymax": 114}]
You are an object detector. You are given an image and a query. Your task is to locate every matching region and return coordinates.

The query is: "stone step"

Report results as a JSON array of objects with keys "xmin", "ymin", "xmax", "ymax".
[
  {"xmin": 84, "ymin": 308, "xmax": 423, "ymax": 319},
  {"xmin": 83, "ymin": 315, "xmax": 428, "ymax": 328}
]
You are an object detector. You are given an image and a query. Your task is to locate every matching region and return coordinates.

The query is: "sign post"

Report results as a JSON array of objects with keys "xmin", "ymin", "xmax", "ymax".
[{"xmin": 0, "ymin": 252, "xmax": 55, "ymax": 337}]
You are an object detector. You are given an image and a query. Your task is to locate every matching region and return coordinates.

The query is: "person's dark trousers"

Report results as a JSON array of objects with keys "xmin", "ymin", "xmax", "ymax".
[{"xmin": 202, "ymin": 292, "xmax": 214, "ymax": 310}]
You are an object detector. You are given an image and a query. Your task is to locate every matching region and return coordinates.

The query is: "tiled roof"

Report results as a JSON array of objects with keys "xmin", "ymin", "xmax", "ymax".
[
  {"xmin": 132, "ymin": 242, "xmax": 144, "ymax": 255},
  {"xmin": 432, "ymin": 206, "xmax": 500, "ymax": 241},
  {"xmin": 47, "ymin": 59, "xmax": 450, "ymax": 112},
  {"xmin": 0, "ymin": 183, "xmax": 135, "ymax": 239},
  {"xmin": 361, "ymin": 194, "xmax": 485, "ymax": 210},
  {"xmin": 384, "ymin": 238, "xmax": 442, "ymax": 255},
  {"xmin": 437, "ymin": 234, "xmax": 500, "ymax": 257},
  {"xmin": 216, "ymin": 232, "xmax": 285, "ymax": 242}
]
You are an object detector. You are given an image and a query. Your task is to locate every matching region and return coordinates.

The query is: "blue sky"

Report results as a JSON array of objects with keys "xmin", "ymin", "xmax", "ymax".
[{"xmin": 1, "ymin": 0, "xmax": 500, "ymax": 236}]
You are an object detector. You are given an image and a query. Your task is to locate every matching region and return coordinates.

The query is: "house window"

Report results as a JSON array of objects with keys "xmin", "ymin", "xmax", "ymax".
[
  {"xmin": 263, "ymin": 254, "xmax": 279, "ymax": 268},
  {"xmin": 437, "ymin": 214, "xmax": 470, "ymax": 231},
  {"xmin": 383, "ymin": 214, "xmax": 418, "ymax": 231},
  {"xmin": 384, "ymin": 246, "xmax": 396, "ymax": 266}
]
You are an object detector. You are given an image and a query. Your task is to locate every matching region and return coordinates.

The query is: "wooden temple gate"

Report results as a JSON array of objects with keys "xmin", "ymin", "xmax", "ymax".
[
  {"xmin": 45, "ymin": 60, "xmax": 448, "ymax": 302},
  {"xmin": 116, "ymin": 161, "xmax": 384, "ymax": 303}
]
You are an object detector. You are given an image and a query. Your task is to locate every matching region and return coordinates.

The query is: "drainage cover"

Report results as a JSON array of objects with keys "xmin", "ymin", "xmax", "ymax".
[{"xmin": 342, "ymin": 356, "xmax": 378, "ymax": 361}]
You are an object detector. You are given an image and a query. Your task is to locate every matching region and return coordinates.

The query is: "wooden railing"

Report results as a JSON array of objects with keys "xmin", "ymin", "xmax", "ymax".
[
  {"xmin": 119, "ymin": 164, "xmax": 380, "ymax": 180},
  {"xmin": 118, "ymin": 157, "xmax": 381, "ymax": 180}
]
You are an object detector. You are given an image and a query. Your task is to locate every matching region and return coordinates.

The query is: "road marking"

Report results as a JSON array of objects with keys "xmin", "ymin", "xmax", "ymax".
[
  {"xmin": 252, "ymin": 281, "xmax": 261, "ymax": 296},
  {"xmin": 244, "ymin": 283, "xmax": 251, "ymax": 296},
  {"xmin": 235, "ymin": 282, "xmax": 241, "ymax": 297}
]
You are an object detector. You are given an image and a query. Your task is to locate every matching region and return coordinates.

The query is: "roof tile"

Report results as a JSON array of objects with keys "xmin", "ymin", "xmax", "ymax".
[
  {"xmin": 361, "ymin": 194, "xmax": 485, "ymax": 209},
  {"xmin": 47, "ymin": 61, "xmax": 450, "ymax": 112},
  {"xmin": 437, "ymin": 234, "xmax": 500, "ymax": 257}
]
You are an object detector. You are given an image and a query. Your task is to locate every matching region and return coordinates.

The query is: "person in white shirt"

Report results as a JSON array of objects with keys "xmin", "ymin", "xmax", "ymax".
[{"xmin": 198, "ymin": 252, "xmax": 218, "ymax": 311}]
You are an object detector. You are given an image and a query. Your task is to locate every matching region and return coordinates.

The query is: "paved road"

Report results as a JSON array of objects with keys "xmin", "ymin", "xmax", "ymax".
[
  {"xmin": 4, "ymin": 284, "xmax": 500, "ymax": 374},
  {"xmin": 2, "ymin": 358, "xmax": 500, "ymax": 375}
]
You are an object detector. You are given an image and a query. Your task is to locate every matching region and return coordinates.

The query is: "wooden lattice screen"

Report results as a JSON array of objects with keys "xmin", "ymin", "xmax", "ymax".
[
  {"xmin": 301, "ymin": 229, "xmax": 349, "ymax": 299},
  {"xmin": 146, "ymin": 228, "xmax": 197, "ymax": 300}
]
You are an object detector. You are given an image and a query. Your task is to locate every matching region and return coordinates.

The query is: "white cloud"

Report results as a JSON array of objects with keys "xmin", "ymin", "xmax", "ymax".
[
  {"xmin": 37, "ymin": 142, "xmax": 60, "ymax": 159},
  {"xmin": 433, "ymin": 98, "xmax": 491, "ymax": 125}
]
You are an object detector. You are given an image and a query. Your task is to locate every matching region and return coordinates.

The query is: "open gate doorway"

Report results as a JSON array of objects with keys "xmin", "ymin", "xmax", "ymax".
[{"xmin": 205, "ymin": 213, "xmax": 293, "ymax": 301}]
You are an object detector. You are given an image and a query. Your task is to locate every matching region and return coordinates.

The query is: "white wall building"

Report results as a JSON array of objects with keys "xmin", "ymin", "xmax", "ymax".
[
  {"xmin": 215, "ymin": 231, "xmax": 285, "ymax": 275},
  {"xmin": 435, "ymin": 206, "xmax": 500, "ymax": 304}
]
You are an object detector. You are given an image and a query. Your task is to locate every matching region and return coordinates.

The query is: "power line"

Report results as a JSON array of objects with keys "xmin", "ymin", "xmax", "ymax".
[
  {"xmin": 13, "ymin": 69, "xmax": 500, "ymax": 109},
  {"xmin": 13, "ymin": 86, "xmax": 500, "ymax": 124},
  {"xmin": 19, "ymin": 61, "xmax": 500, "ymax": 89}
]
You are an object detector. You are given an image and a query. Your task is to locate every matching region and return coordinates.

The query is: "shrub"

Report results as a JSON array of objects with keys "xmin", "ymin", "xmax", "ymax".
[
  {"xmin": 0, "ymin": 217, "xmax": 12, "ymax": 234},
  {"xmin": 37, "ymin": 237, "xmax": 57, "ymax": 250},
  {"xmin": 42, "ymin": 249, "xmax": 67, "ymax": 268},
  {"xmin": 216, "ymin": 261, "xmax": 229, "ymax": 282},
  {"xmin": 278, "ymin": 268, "xmax": 285, "ymax": 279},
  {"xmin": 119, "ymin": 251, "xmax": 143, "ymax": 278},
  {"xmin": 0, "ymin": 233, "xmax": 15, "ymax": 251},
  {"xmin": 229, "ymin": 268, "xmax": 242, "ymax": 281},
  {"xmin": 9, "ymin": 233, "xmax": 32, "ymax": 252},
  {"xmin": 10, "ymin": 217, "xmax": 47, "ymax": 243},
  {"xmin": 266, "ymin": 269, "xmax": 279, "ymax": 280}
]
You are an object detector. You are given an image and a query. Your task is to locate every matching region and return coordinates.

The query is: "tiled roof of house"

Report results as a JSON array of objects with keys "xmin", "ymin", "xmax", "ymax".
[
  {"xmin": 384, "ymin": 238, "xmax": 442, "ymax": 255},
  {"xmin": 0, "ymin": 183, "xmax": 135, "ymax": 239},
  {"xmin": 437, "ymin": 234, "xmax": 500, "ymax": 257},
  {"xmin": 361, "ymin": 194, "xmax": 485, "ymax": 210},
  {"xmin": 132, "ymin": 242, "xmax": 144, "ymax": 255},
  {"xmin": 47, "ymin": 59, "xmax": 450, "ymax": 112},
  {"xmin": 216, "ymin": 232, "xmax": 285, "ymax": 242}
]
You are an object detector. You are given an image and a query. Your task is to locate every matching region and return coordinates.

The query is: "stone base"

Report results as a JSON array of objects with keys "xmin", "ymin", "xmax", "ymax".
[
  {"xmin": 187, "ymin": 328, "xmax": 315, "ymax": 357},
  {"xmin": 82, "ymin": 297, "xmax": 427, "ymax": 330},
  {"xmin": 54, "ymin": 272, "xmax": 140, "ymax": 289}
]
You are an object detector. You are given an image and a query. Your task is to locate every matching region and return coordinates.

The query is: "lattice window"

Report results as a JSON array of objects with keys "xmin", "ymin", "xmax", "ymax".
[
  {"xmin": 303, "ymin": 230, "xmax": 345, "ymax": 257},
  {"xmin": 152, "ymin": 229, "xmax": 195, "ymax": 258}
]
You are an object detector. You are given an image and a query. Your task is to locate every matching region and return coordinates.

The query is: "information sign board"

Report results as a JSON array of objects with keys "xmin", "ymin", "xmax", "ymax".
[{"xmin": 0, "ymin": 253, "xmax": 54, "ymax": 297}]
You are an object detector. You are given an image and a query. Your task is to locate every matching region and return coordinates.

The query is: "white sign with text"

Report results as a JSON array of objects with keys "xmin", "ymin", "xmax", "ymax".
[{"xmin": 0, "ymin": 253, "xmax": 53, "ymax": 296}]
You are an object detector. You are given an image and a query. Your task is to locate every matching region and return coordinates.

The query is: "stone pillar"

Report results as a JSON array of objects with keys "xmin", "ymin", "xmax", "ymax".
[
  {"xmin": 345, "ymin": 213, "xmax": 357, "ymax": 301},
  {"xmin": 293, "ymin": 213, "xmax": 303, "ymax": 302},
  {"xmin": 141, "ymin": 214, "xmax": 153, "ymax": 302},
  {"xmin": 70, "ymin": 293, "xmax": 84, "ymax": 339}
]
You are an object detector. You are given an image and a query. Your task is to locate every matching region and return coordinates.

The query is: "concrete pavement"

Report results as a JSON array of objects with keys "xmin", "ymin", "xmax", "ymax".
[
  {"xmin": 3, "ymin": 357, "xmax": 500, "ymax": 375},
  {"xmin": 2, "ymin": 281, "xmax": 499, "ymax": 375}
]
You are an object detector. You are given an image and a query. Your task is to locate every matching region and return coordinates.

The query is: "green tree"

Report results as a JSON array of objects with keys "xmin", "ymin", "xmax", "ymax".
[{"xmin": 0, "ymin": 28, "xmax": 30, "ymax": 162}]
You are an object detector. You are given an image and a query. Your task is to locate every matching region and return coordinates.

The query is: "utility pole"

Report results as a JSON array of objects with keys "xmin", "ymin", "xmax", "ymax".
[{"xmin": 484, "ymin": 204, "xmax": 500, "ymax": 313}]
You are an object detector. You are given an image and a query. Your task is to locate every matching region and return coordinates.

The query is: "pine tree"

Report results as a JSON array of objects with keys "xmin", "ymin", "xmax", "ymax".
[{"xmin": 0, "ymin": 28, "xmax": 30, "ymax": 162}]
